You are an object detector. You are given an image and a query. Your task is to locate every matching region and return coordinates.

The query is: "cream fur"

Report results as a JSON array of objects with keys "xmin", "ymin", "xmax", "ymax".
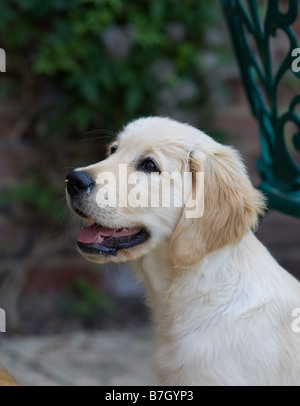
[{"xmin": 69, "ymin": 117, "xmax": 300, "ymax": 386}]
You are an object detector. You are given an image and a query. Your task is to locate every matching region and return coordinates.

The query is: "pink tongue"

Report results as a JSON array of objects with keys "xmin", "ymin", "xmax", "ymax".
[{"xmin": 77, "ymin": 224, "xmax": 141, "ymax": 244}]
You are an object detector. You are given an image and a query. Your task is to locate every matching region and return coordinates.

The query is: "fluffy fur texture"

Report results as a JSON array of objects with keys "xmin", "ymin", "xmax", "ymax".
[{"xmin": 67, "ymin": 117, "xmax": 300, "ymax": 386}]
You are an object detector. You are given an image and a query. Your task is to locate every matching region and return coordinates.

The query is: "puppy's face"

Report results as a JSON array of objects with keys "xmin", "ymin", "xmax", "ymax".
[
  {"xmin": 66, "ymin": 117, "xmax": 196, "ymax": 264},
  {"xmin": 66, "ymin": 117, "xmax": 265, "ymax": 267}
]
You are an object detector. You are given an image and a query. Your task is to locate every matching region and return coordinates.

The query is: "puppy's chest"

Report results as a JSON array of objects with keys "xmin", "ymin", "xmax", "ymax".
[
  {"xmin": 152, "ymin": 298, "xmax": 241, "ymax": 380},
  {"xmin": 153, "ymin": 324, "xmax": 227, "ymax": 386},
  {"xmin": 154, "ymin": 307, "xmax": 224, "ymax": 359}
]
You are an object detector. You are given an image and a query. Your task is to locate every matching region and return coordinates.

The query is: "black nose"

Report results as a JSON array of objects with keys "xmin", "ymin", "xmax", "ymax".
[{"xmin": 65, "ymin": 171, "xmax": 95, "ymax": 198}]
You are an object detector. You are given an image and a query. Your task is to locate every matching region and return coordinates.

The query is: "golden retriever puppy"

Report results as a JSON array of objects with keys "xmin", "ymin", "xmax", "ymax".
[{"xmin": 66, "ymin": 116, "xmax": 300, "ymax": 386}]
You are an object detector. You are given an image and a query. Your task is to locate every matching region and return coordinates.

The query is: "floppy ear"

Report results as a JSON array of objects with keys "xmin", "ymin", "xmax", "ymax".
[{"xmin": 169, "ymin": 145, "xmax": 266, "ymax": 268}]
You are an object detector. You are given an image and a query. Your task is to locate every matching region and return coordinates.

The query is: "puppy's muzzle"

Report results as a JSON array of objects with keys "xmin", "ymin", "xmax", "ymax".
[
  {"xmin": 65, "ymin": 171, "xmax": 95, "ymax": 198},
  {"xmin": 65, "ymin": 169, "xmax": 150, "ymax": 258}
]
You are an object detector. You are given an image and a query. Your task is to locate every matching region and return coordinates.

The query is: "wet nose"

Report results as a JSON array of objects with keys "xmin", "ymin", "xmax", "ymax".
[{"xmin": 65, "ymin": 171, "xmax": 95, "ymax": 198}]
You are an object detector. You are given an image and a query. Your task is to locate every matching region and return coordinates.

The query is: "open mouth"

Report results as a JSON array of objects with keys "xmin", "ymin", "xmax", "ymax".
[{"xmin": 77, "ymin": 223, "xmax": 150, "ymax": 256}]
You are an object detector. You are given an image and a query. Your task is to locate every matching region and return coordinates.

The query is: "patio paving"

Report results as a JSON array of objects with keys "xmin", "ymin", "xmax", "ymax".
[{"xmin": 0, "ymin": 328, "xmax": 157, "ymax": 386}]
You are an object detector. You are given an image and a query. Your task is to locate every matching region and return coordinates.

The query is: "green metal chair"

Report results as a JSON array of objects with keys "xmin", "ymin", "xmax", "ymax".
[{"xmin": 221, "ymin": 0, "xmax": 300, "ymax": 217}]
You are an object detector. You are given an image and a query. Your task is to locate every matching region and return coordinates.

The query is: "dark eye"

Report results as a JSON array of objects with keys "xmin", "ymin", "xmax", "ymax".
[
  {"xmin": 138, "ymin": 158, "xmax": 160, "ymax": 173},
  {"xmin": 110, "ymin": 145, "xmax": 118, "ymax": 155}
]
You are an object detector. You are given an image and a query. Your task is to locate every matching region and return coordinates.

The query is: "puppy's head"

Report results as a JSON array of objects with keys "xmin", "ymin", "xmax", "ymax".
[{"xmin": 66, "ymin": 117, "xmax": 265, "ymax": 267}]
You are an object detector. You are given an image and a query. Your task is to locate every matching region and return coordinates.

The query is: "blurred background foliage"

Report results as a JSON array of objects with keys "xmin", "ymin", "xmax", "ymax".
[
  {"xmin": 0, "ymin": 0, "xmax": 232, "ymax": 331},
  {"xmin": 0, "ymin": 0, "xmax": 220, "ymax": 136},
  {"xmin": 0, "ymin": 0, "xmax": 228, "ymax": 234}
]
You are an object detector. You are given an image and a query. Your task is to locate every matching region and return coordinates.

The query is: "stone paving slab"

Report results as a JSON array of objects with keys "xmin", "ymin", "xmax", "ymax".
[{"xmin": 0, "ymin": 329, "xmax": 157, "ymax": 386}]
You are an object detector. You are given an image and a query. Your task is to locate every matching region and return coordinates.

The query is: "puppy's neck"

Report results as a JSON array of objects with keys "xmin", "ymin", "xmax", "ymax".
[
  {"xmin": 133, "ymin": 241, "xmax": 174, "ymax": 306},
  {"xmin": 132, "ymin": 232, "xmax": 263, "ymax": 323}
]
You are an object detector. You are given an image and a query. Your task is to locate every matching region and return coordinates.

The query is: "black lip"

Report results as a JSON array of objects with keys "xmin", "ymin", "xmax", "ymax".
[
  {"xmin": 71, "ymin": 204, "xmax": 88, "ymax": 219},
  {"xmin": 77, "ymin": 229, "xmax": 150, "ymax": 257}
]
